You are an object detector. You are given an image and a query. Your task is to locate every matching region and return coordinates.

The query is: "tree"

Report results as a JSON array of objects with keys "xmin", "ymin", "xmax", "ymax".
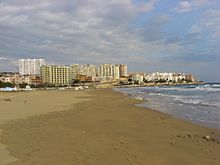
[
  {"xmin": 0, "ymin": 81, "xmax": 15, "ymax": 88},
  {"xmin": 19, "ymin": 83, "xmax": 28, "ymax": 88}
]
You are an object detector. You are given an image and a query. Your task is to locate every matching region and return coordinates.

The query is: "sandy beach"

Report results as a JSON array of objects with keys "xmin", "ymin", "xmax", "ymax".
[
  {"xmin": 0, "ymin": 89, "xmax": 90, "ymax": 164},
  {"xmin": 0, "ymin": 89, "xmax": 220, "ymax": 165}
]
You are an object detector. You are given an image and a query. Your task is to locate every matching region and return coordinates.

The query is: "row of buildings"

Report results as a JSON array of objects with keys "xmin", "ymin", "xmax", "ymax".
[
  {"xmin": 131, "ymin": 72, "xmax": 196, "ymax": 84},
  {"xmin": 18, "ymin": 59, "xmax": 128, "ymax": 86},
  {"xmin": 0, "ymin": 59, "xmax": 196, "ymax": 87}
]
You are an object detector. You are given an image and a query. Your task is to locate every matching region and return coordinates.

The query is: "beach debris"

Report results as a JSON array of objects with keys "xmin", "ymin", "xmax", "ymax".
[
  {"xmin": 176, "ymin": 134, "xmax": 219, "ymax": 144},
  {"xmin": 203, "ymin": 135, "xmax": 211, "ymax": 141},
  {"xmin": 186, "ymin": 134, "xmax": 192, "ymax": 138},
  {"xmin": 82, "ymin": 131, "xmax": 86, "ymax": 134},
  {"xmin": 211, "ymin": 138, "xmax": 220, "ymax": 144},
  {"xmin": 199, "ymin": 135, "xmax": 220, "ymax": 144},
  {"xmin": 119, "ymin": 140, "xmax": 126, "ymax": 144},
  {"xmin": 202, "ymin": 135, "xmax": 219, "ymax": 144},
  {"xmin": 75, "ymin": 86, "xmax": 83, "ymax": 90},
  {"xmin": 176, "ymin": 134, "xmax": 192, "ymax": 139},
  {"xmin": 160, "ymin": 117, "xmax": 168, "ymax": 120},
  {"xmin": 170, "ymin": 141, "xmax": 176, "ymax": 145},
  {"xmin": 3, "ymin": 98, "xmax": 11, "ymax": 102}
]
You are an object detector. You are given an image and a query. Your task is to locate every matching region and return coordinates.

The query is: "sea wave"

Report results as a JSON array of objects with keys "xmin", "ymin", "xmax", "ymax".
[{"xmin": 115, "ymin": 83, "xmax": 220, "ymax": 129}]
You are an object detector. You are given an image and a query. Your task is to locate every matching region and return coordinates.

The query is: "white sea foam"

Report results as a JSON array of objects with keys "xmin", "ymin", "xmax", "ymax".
[
  {"xmin": 182, "ymin": 99, "xmax": 201, "ymax": 105},
  {"xmin": 116, "ymin": 84, "xmax": 220, "ymax": 129},
  {"xmin": 193, "ymin": 119, "xmax": 220, "ymax": 124},
  {"xmin": 212, "ymin": 84, "xmax": 220, "ymax": 88}
]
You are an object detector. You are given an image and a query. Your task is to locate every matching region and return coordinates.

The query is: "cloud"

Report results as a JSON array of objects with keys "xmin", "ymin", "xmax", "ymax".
[
  {"xmin": 189, "ymin": 25, "xmax": 202, "ymax": 34},
  {"xmin": 174, "ymin": 1, "xmax": 192, "ymax": 12},
  {"xmin": 139, "ymin": 15, "xmax": 170, "ymax": 42},
  {"xmin": 0, "ymin": 0, "xmax": 160, "ymax": 65},
  {"xmin": 173, "ymin": 0, "xmax": 216, "ymax": 13},
  {"xmin": 0, "ymin": 0, "xmax": 219, "ymax": 81},
  {"xmin": 0, "ymin": 57, "xmax": 17, "ymax": 71},
  {"xmin": 203, "ymin": 9, "xmax": 220, "ymax": 37},
  {"xmin": 138, "ymin": 0, "xmax": 159, "ymax": 12}
]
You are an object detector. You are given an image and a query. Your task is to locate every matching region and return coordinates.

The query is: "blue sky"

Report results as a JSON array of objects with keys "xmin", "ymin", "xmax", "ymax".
[{"xmin": 0, "ymin": 0, "xmax": 220, "ymax": 81}]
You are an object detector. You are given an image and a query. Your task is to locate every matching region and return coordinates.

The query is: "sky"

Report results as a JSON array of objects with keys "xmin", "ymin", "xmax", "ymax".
[{"xmin": 0, "ymin": 0, "xmax": 220, "ymax": 82}]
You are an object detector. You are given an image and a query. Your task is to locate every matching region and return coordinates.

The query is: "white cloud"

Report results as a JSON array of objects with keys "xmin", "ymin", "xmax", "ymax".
[
  {"xmin": 174, "ymin": 1, "xmax": 192, "ymax": 12},
  {"xmin": 0, "ymin": 0, "xmax": 219, "ymax": 81},
  {"xmin": 138, "ymin": 0, "xmax": 159, "ymax": 12},
  {"xmin": 0, "ymin": 0, "xmax": 160, "ymax": 65},
  {"xmin": 204, "ymin": 9, "xmax": 220, "ymax": 37},
  {"xmin": 173, "ymin": 0, "xmax": 217, "ymax": 13}
]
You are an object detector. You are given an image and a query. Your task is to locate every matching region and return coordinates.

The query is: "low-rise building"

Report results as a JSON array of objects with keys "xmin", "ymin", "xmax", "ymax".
[
  {"xmin": 132, "ymin": 74, "xmax": 144, "ymax": 84},
  {"xmin": 144, "ymin": 72, "xmax": 194, "ymax": 83}
]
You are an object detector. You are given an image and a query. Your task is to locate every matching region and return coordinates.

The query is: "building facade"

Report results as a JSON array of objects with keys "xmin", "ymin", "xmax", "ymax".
[
  {"xmin": 100, "ymin": 64, "xmax": 115, "ymax": 78},
  {"xmin": 19, "ymin": 59, "xmax": 45, "ymax": 76},
  {"xmin": 119, "ymin": 64, "xmax": 128, "ymax": 77},
  {"xmin": 99, "ymin": 64, "xmax": 127, "ymax": 79},
  {"xmin": 144, "ymin": 72, "xmax": 195, "ymax": 83},
  {"xmin": 114, "ymin": 64, "xmax": 120, "ymax": 79},
  {"xmin": 70, "ymin": 64, "xmax": 97, "ymax": 80},
  {"xmin": 132, "ymin": 74, "xmax": 144, "ymax": 84},
  {"xmin": 41, "ymin": 65, "xmax": 71, "ymax": 86}
]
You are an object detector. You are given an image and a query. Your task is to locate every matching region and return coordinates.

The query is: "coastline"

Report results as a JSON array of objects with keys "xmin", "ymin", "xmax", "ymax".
[
  {"xmin": 114, "ymin": 81, "xmax": 205, "ymax": 88},
  {"xmin": 0, "ymin": 88, "xmax": 220, "ymax": 165},
  {"xmin": 114, "ymin": 84, "xmax": 220, "ymax": 130}
]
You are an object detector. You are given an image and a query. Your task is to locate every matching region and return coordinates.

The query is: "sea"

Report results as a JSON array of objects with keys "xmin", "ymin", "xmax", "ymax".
[{"xmin": 114, "ymin": 83, "xmax": 220, "ymax": 130}]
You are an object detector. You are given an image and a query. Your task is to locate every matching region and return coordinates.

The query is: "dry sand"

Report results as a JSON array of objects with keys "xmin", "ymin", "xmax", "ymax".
[
  {"xmin": 0, "ymin": 89, "xmax": 220, "ymax": 165},
  {"xmin": 0, "ymin": 89, "xmax": 90, "ymax": 164}
]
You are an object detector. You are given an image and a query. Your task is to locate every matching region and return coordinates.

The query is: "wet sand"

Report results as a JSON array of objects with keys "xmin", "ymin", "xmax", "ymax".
[{"xmin": 0, "ymin": 89, "xmax": 220, "ymax": 165}]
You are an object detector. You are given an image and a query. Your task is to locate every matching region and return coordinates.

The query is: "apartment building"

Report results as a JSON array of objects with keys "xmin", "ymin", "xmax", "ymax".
[
  {"xmin": 119, "ymin": 64, "xmax": 128, "ymax": 77},
  {"xmin": 70, "ymin": 64, "xmax": 97, "ymax": 80},
  {"xmin": 100, "ymin": 64, "xmax": 115, "ymax": 78},
  {"xmin": 19, "ymin": 59, "xmax": 45, "ymax": 76},
  {"xmin": 114, "ymin": 64, "xmax": 120, "ymax": 79},
  {"xmin": 41, "ymin": 65, "xmax": 71, "ymax": 86}
]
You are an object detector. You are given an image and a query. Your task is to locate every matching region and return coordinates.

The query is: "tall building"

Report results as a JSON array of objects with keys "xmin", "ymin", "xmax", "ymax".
[
  {"xmin": 100, "ymin": 64, "xmax": 115, "ymax": 78},
  {"xmin": 119, "ymin": 64, "xmax": 128, "ymax": 77},
  {"xmin": 114, "ymin": 64, "xmax": 120, "ymax": 79},
  {"xmin": 70, "ymin": 64, "xmax": 79, "ymax": 80},
  {"xmin": 70, "ymin": 64, "xmax": 96, "ymax": 80},
  {"xmin": 78, "ymin": 64, "xmax": 96, "ymax": 77},
  {"xmin": 41, "ymin": 65, "xmax": 71, "ymax": 86},
  {"xmin": 99, "ymin": 64, "xmax": 127, "ymax": 79},
  {"xmin": 19, "ymin": 59, "xmax": 45, "ymax": 76}
]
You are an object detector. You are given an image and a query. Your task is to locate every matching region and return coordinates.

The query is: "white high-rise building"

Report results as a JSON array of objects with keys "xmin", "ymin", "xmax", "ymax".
[
  {"xmin": 100, "ymin": 64, "xmax": 115, "ymax": 78},
  {"xmin": 19, "ymin": 59, "xmax": 45, "ymax": 76},
  {"xmin": 99, "ymin": 64, "xmax": 127, "ymax": 79},
  {"xmin": 114, "ymin": 64, "xmax": 120, "ymax": 79}
]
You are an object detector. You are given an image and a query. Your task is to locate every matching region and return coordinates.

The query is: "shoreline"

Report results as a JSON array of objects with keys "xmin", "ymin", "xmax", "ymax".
[
  {"xmin": 0, "ymin": 89, "xmax": 220, "ymax": 165},
  {"xmin": 114, "ymin": 85, "xmax": 220, "ymax": 131},
  {"xmin": 114, "ymin": 81, "xmax": 205, "ymax": 88},
  {"xmin": 135, "ymin": 99, "xmax": 220, "ymax": 131}
]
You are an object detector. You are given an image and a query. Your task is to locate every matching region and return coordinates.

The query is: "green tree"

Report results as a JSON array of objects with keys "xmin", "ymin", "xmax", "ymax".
[{"xmin": 0, "ymin": 81, "xmax": 15, "ymax": 88}]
